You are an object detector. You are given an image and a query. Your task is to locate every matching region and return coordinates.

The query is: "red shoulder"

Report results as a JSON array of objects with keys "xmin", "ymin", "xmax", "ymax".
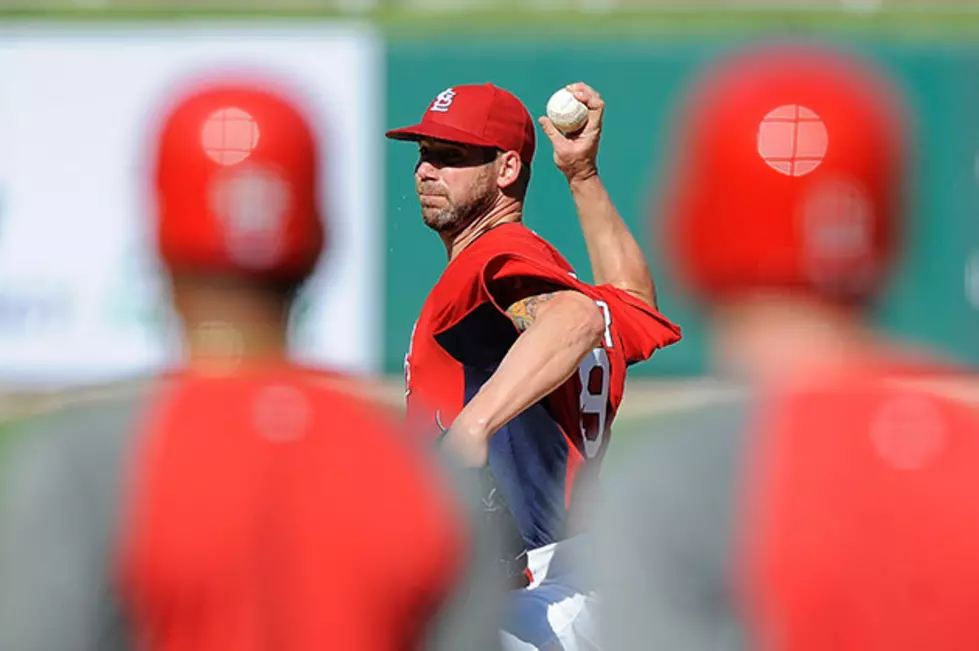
[
  {"xmin": 475, "ymin": 226, "xmax": 580, "ymax": 312},
  {"xmin": 474, "ymin": 223, "xmax": 575, "ymax": 282},
  {"xmin": 422, "ymin": 224, "xmax": 576, "ymax": 332}
]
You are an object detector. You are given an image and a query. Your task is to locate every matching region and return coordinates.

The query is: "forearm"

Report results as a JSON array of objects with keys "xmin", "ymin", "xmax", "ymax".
[
  {"xmin": 454, "ymin": 297, "xmax": 603, "ymax": 439},
  {"xmin": 569, "ymin": 173, "xmax": 657, "ymax": 307}
]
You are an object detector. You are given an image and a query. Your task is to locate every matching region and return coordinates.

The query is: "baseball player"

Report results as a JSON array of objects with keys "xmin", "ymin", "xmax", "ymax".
[
  {"xmin": 387, "ymin": 81, "xmax": 681, "ymax": 650},
  {"xmin": 588, "ymin": 43, "xmax": 979, "ymax": 651},
  {"xmin": 0, "ymin": 80, "xmax": 506, "ymax": 651}
]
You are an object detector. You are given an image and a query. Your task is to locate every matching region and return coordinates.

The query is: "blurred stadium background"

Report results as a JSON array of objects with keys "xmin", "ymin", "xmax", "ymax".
[{"xmin": 0, "ymin": 0, "xmax": 977, "ymax": 443}]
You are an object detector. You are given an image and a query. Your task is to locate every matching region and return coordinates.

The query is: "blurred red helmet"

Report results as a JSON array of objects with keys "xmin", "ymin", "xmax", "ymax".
[
  {"xmin": 661, "ymin": 44, "xmax": 908, "ymax": 304},
  {"xmin": 153, "ymin": 81, "xmax": 324, "ymax": 285}
]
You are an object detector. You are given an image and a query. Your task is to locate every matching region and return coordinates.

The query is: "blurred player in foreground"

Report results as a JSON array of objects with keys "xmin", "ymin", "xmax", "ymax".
[
  {"xmin": 589, "ymin": 43, "xmax": 979, "ymax": 651},
  {"xmin": 387, "ymin": 82, "xmax": 681, "ymax": 650},
  {"xmin": 0, "ymin": 81, "xmax": 505, "ymax": 651}
]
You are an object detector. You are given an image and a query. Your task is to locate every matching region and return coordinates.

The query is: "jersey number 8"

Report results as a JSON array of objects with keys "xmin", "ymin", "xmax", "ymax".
[{"xmin": 578, "ymin": 301, "xmax": 612, "ymax": 459}]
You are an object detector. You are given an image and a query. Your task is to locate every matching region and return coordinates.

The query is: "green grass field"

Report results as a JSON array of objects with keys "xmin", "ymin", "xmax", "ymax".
[{"xmin": 3, "ymin": 4, "xmax": 979, "ymax": 41}]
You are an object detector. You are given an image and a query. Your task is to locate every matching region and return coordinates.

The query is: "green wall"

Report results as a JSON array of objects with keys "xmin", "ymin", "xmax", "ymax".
[{"xmin": 384, "ymin": 38, "xmax": 979, "ymax": 375}]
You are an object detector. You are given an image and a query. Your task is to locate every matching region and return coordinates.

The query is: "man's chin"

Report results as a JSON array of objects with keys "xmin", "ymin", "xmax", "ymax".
[{"xmin": 422, "ymin": 210, "xmax": 461, "ymax": 234}]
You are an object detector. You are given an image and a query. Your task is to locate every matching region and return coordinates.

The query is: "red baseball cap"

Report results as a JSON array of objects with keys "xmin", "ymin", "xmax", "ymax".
[
  {"xmin": 154, "ymin": 81, "xmax": 324, "ymax": 284},
  {"xmin": 385, "ymin": 83, "xmax": 536, "ymax": 165},
  {"xmin": 661, "ymin": 44, "xmax": 908, "ymax": 304}
]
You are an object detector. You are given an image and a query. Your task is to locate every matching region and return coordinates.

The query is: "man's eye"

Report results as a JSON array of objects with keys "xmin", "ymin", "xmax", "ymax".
[{"xmin": 418, "ymin": 147, "xmax": 469, "ymax": 167}]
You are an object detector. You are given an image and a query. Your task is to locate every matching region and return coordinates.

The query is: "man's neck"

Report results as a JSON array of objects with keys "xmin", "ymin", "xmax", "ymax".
[
  {"xmin": 172, "ymin": 277, "xmax": 292, "ymax": 374},
  {"xmin": 712, "ymin": 293, "xmax": 874, "ymax": 385},
  {"xmin": 184, "ymin": 319, "xmax": 289, "ymax": 372},
  {"xmin": 442, "ymin": 200, "xmax": 522, "ymax": 262}
]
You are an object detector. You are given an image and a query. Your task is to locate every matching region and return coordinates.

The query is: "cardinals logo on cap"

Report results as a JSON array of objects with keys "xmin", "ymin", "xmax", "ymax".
[
  {"xmin": 208, "ymin": 164, "xmax": 292, "ymax": 270},
  {"xmin": 429, "ymin": 88, "xmax": 456, "ymax": 113},
  {"xmin": 800, "ymin": 177, "xmax": 877, "ymax": 297}
]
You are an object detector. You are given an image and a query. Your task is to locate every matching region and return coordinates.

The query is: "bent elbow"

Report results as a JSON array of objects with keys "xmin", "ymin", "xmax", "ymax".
[
  {"xmin": 535, "ymin": 291, "xmax": 606, "ymax": 350},
  {"xmin": 570, "ymin": 296, "xmax": 606, "ymax": 349}
]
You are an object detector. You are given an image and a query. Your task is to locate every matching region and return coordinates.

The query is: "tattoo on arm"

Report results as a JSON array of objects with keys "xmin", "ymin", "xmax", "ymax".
[{"xmin": 505, "ymin": 293, "xmax": 558, "ymax": 332}]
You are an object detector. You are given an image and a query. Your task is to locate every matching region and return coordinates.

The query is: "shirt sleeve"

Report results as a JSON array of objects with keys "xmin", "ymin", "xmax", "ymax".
[
  {"xmin": 480, "ymin": 251, "xmax": 581, "ymax": 310},
  {"xmin": 591, "ymin": 284, "xmax": 682, "ymax": 365},
  {"xmin": 427, "ymin": 250, "xmax": 583, "ymax": 368},
  {"xmin": 481, "ymin": 252, "xmax": 682, "ymax": 365},
  {"xmin": 0, "ymin": 405, "xmax": 137, "ymax": 651}
]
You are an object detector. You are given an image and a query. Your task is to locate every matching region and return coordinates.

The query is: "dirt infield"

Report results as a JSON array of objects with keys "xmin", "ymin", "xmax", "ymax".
[{"xmin": 0, "ymin": 376, "xmax": 739, "ymax": 425}]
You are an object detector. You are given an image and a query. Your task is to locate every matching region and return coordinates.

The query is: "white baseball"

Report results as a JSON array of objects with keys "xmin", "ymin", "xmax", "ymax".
[{"xmin": 546, "ymin": 87, "xmax": 589, "ymax": 133}]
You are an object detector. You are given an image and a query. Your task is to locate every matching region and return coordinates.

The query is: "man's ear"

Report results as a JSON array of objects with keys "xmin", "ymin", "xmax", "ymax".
[{"xmin": 496, "ymin": 150, "xmax": 522, "ymax": 191}]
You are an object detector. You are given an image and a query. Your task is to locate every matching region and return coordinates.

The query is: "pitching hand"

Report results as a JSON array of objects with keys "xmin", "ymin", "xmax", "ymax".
[{"xmin": 539, "ymin": 82, "xmax": 604, "ymax": 183}]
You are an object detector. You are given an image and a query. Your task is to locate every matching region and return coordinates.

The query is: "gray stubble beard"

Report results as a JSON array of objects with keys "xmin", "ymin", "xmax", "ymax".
[{"xmin": 421, "ymin": 188, "xmax": 495, "ymax": 236}]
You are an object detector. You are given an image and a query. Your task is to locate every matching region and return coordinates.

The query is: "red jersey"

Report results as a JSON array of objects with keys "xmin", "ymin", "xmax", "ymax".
[
  {"xmin": 0, "ymin": 366, "xmax": 504, "ymax": 651},
  {"xmin": 743, "ymin": 365, "xmax": 979, "ymax": 651},
  {"xmin": 593, "ymin": 360, "xmax": 979, "ymax": 651},
  {"xmin": 404, "ymin": 223, "xmax": 681, "ymax": 548}
]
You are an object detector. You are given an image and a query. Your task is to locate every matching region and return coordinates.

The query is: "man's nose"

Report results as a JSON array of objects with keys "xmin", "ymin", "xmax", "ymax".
[{"xmin": 415, "ymin": 159, "xmax": 439, "ymax": 181}]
